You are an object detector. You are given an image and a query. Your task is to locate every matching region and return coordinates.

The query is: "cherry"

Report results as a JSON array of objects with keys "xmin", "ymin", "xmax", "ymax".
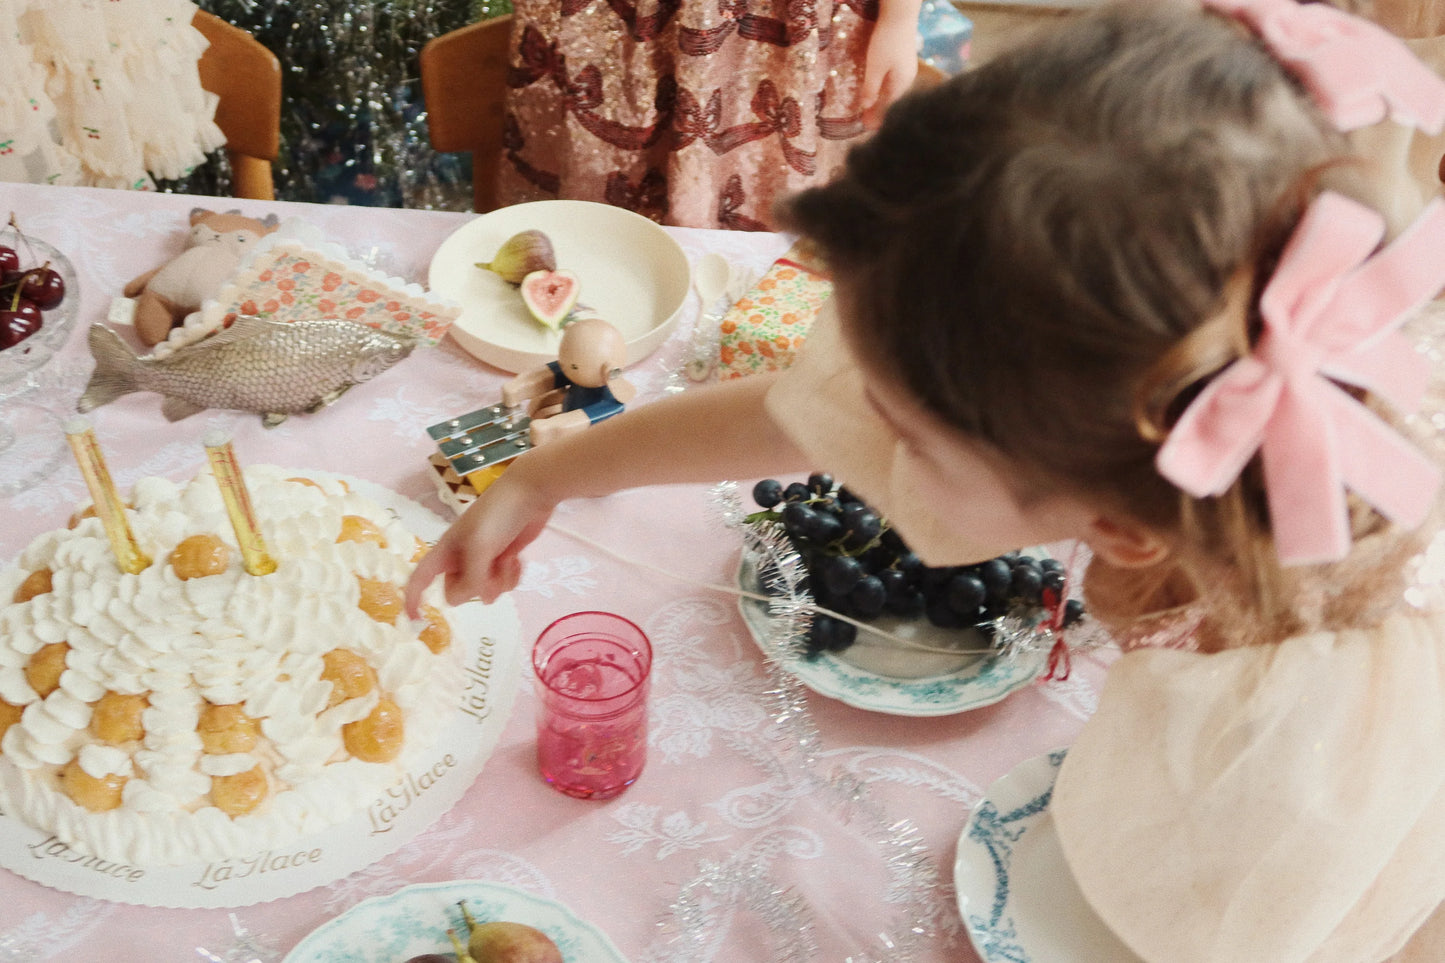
[
  {"xmin": 19, "ymin": 265, "xmax": 63, "ymax": 310},
  {"xmin": 0, "ymin": 309, "xmax": 41, "ymax": 349},
  {"xmin": 0, "ymin": 246, "xmax": 17, "ymax": 276}
]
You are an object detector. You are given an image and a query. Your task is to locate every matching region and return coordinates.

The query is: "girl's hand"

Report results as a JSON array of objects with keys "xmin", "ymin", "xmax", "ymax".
[
  {"xmin": 405, "ymin": 471, "xmax": 555, "ymax": 614},
  {"xmin": 861, "ymin": 0, "xmax": 922, "ymax": 129}
]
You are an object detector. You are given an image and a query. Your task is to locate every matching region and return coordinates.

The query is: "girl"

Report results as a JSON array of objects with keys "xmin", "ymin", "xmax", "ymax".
[
  {"xmin": 410, "ymin": 1, "xmax": 1445, "ymax": 957},
  {"xmin": 494, "ymin": 0, "xmax": 923, "ymax": 229}
]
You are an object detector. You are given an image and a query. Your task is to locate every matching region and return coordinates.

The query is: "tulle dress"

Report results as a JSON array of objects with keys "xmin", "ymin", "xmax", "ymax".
[
  {"xmin": 495, "ymin": 0, "xmax": 877, "ymax": 230},
  {"xmin": 760, "ymin": 36, "xmax": 1445, "ymax": 952},
  {"xmin": 0, "ymin": 0, "xmax": 223, "ymax": 190}
]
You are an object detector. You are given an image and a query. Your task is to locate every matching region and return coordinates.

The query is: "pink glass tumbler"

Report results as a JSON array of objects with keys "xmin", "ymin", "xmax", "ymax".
[{"xmin": 532, "ymin": 611, "xmax": 652, "ymax": 800}]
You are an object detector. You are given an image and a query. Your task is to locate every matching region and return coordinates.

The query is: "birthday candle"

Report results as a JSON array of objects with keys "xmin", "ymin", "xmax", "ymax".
[
  {"xmin": 63, "ymin": 417, "xmax": 150, "ymax": 575},
  {"xmin": 203, "ymin": 430, "xmax": 277, "ymax": 576}
]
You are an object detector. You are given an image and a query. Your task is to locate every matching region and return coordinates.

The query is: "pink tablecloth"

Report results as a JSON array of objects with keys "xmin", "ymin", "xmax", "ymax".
[{"xmin": 0, "ymin": 183, "xmax": 1107, "ymax": 963}]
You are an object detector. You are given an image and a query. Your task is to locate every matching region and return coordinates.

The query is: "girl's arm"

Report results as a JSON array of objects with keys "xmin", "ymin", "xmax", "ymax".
[
  {"xmin": 405, "ymin": 372, "xmax": 811, "ymax": 610},
  {"xmin": 861, "ymin": 0, "xmax": 924, "ymax": 128}
]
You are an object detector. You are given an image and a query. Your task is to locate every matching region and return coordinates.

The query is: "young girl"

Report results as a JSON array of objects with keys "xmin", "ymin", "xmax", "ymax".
[
  {"xmin": 494, "ymin": 0, "xmax": 923, "ymax": 229},
  {"xmin": 410, "ymin": 1, "xmax": 1445, "ymax": 957}
]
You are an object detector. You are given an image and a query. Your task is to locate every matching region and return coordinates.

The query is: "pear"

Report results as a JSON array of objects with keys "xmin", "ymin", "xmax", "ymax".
[{"xmin": 476, "ymin": 230, "xmax": 557, "ymax": 285}]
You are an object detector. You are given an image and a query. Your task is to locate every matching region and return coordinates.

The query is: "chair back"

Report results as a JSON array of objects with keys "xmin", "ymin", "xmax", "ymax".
[
  {"xmin": 420, "ymin": 15, "xmax": 513, "ymax": 213},
  {"xmin": 194, "ymin": 10, "xmax": 282, "ymax": 200}
]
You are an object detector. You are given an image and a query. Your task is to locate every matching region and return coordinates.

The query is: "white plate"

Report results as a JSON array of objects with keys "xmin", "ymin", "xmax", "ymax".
[
  {"xmin": 283, "ymin": 878, "xmax": 629, "ymax": 962},
  {"xmin": 953, "ymin": 751, "xmax": 1143, "ymax": 963},
  {"xmin": 736, "ymin": 552, "xmax": 1047, "ymax": 717},
  {"xmin": 427, "ymin": 200, "xmax": 691, "ymax": 373},
  {"xmin": 0, "ymin": 472, "xmax": 524, "ymax": 908}
]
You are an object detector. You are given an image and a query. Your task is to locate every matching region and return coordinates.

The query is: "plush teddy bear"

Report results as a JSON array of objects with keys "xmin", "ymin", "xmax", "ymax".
[{"xmin": 125, "ymin": 208, "xmax": 279, "ymax": 346}]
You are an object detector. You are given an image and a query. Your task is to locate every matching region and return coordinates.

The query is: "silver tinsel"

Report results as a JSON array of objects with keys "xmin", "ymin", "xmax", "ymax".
[
  {"xmin": 196, "ymin": 1, "xmax": 505, "ymax": 209},
  {"xmin": 194, "ymin": 913, "xmax": 280, "ymax": 963},
  {"xmin": 648, "ymin": 485, "xmax": 956, "ymax": 961}
]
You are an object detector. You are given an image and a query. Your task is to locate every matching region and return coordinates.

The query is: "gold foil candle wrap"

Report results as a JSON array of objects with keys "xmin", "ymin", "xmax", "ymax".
[
  {"xmin": 63, "ymin": 418, "xmax": 150, "ymax": 575},
  {"xmin": 203, "ymin": 430, "xmax": 277, "ymax": 576}
]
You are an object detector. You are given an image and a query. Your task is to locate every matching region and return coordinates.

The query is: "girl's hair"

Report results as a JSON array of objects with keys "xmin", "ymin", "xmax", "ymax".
[{"xmin": 776, "ymin": 0, "xmax": 1395, "ymax": 642}]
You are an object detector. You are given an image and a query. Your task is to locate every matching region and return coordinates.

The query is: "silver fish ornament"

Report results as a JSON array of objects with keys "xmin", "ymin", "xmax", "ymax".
[{"xmin": 79, "ymin": 316, "xmax": 415, "ymax": 427}]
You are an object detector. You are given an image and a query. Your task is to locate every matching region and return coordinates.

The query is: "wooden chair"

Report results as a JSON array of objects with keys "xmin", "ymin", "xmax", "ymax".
[
  {"xmin": 193, "ymin": 10, "xmax": 282, "ymax": 201},
  {"xmin": 420, "ymin": 15, "xmax": 514, "ymax": 214}
]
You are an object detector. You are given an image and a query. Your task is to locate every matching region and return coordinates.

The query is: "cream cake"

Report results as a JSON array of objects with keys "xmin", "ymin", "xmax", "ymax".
[{"xmin": 0, "ymin": 466, "xmax": 461, "ymax": 866}]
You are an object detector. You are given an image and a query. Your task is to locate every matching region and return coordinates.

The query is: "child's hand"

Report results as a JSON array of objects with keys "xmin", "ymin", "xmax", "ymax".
[
  {"xmin": 405, "ymin": 472, "xmax": 555, "ymax": 613},
  {"xmin": 861, "ymin": 0, "xmax": 922, "ymax": 129}
]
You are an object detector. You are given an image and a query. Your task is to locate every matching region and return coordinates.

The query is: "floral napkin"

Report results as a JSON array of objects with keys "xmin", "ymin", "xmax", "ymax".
[
  {"xmin": 153, "ymin": 218, "xmax": 459, "ymax": 357},
  {"xmin": 718, "ymin": 245, "xmax": 832, "ymax": 380}
]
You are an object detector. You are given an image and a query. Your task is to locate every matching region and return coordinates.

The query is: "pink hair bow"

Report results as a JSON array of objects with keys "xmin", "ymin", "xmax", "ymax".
[
  {"xmin": 1204, "ymin": 0, "xmax": 1445, "ymax": 133},
  {"xmin": 1156, "ymin": 192, "xmax": 1445, "ymax": 565}
]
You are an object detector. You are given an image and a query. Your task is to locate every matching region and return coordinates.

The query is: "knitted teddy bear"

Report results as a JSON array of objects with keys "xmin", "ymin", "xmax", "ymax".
[{"xmin": 125, "ymin": 208, "xmax": 279, "ymax": 346}]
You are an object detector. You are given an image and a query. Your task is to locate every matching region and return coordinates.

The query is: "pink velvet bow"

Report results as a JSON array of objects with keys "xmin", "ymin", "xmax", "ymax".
[
  {"xmin": 1204, "ymin": 0, "xmax": 1445, "ymax": 133},
  {"xmin": 1156, "ymin": 192, "xmax": 1445, "ymax": 565}
]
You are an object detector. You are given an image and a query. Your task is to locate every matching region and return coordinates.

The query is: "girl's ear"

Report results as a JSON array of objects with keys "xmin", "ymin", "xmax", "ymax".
[{"xmin": 1084, "ymin": 514, "xmax": 1171, "ymax": 568}]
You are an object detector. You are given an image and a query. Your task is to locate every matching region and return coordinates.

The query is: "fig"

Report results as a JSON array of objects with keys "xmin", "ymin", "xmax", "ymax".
[
  {"xmin": 477, "ymin": 230, "xmax": 557, "ymax": 285},
  {"xmin": 402, "ymin": 956, "xmax": 456, "ymax": 963},
  {"xmin": 456, "ymin": 903, "xmax": 562, "ymax": 963},
  {"xmin": 519, "ymin": 269, "xmax": 580, "ymax": 331}
]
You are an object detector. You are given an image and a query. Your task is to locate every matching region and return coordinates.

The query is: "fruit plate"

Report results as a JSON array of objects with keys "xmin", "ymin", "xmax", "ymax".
[
  {"xmin": 736, "ymin": 551, "xmax": 1048, "ymax": 717},
  {"xmin": 427, "ymin": 200, "xmax": 691, "ymax": 374},
  {"xmin": 283, "ymin": 878, "xmax": 630, "ymax": 963},
  {"xmin": 0, "ymin": 473, "xmax": 525, "ymax": 908},
  {"xmin": 0, "ymin": 230, "xmax": 81, "ymax": 396},
  {"xmin": 953, "ymin": 750, "xmax": 1143, "ymax": 963}
]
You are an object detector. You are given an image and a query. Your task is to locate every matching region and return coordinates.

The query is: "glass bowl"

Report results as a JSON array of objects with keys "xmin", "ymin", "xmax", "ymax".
[{"xmin": 0, "ymin": 229, "xmax": 82, "ymax": 396}]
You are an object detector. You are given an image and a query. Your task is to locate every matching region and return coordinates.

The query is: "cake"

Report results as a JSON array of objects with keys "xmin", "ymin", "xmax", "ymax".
[{"xmin": 0, "ymin": 466, "xmax": 462, "ymax": 866}]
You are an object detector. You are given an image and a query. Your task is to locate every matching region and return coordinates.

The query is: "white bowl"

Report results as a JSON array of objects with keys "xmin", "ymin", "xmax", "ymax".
[{"xmin": 427, "ymin": 200, "xmax": 692, "ymax": 374}]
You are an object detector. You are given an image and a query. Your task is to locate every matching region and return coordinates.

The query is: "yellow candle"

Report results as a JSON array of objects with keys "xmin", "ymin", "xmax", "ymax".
[
  {"xmin": 63, "ymin": 418, "xmax": 150, "ymax": 575},
  {"xmin": 203, "ymin": 430, "xmax": 277, "ymax": 576}
]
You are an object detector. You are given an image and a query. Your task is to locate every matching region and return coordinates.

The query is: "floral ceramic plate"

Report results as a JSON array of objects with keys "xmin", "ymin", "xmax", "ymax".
[
  {"xmin": 736, "ymin": 552, "xmax": 1047, "ymax": 717},
  {"xmin": 283, "ymin": 879, "xmax": 629, "ymax": 962},
  {"xmin": 953, "ymin": 751, "xmax": 1143, "ymax": 963}
]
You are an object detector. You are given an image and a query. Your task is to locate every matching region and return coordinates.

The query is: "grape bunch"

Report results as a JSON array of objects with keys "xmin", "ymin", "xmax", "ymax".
[
  {"xmin": 749, "ymin": 474, "xmax": 1084, "ymax": 659},
  {"xmin": 0, "ymin": 218, "xmax": 67, "ymax": 352}
]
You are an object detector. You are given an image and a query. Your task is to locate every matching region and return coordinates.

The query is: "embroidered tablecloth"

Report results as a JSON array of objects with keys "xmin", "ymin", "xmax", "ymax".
[{"xmin": 0, "ymin": 182, "xmax": 1107, "ymax": 963}]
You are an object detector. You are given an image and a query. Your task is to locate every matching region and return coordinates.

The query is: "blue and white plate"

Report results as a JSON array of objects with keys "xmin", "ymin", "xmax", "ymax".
[
  {"xmin": 284, "ymin": 879, "xmax": 629, "ymax": 963},
  {"xmin": 953, "ymin": 751, "xmax": 1143, "ymax": 963},
  {"xmin": 736, "ymin": 552, "xmax": 1046, "ymax": 717}
]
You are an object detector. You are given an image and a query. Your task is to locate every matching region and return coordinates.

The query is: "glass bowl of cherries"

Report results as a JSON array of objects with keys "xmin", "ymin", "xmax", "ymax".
[{"xmin": 0, "ymin": 217, "xmax": 79, "ymax": 394}]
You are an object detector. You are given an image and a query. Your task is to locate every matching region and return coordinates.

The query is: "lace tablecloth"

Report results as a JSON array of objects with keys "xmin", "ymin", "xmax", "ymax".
[{"xmin": 0, "ymin": 182, "xmax": 1107, "ymax": 963}]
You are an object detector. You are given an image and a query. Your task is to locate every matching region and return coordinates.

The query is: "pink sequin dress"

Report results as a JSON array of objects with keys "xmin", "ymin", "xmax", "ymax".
[{"xmin": 496, "ymin": 0, "xmax": 878, "ymax": 230}]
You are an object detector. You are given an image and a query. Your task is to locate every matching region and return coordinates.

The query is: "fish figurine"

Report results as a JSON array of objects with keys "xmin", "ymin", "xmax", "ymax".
[{"xmin": 78, "ymin": 316, "xmax": 415, "ymax": 427}]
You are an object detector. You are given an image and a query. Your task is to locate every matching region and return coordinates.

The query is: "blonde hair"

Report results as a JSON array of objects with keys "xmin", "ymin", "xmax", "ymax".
[{"xmin": 777, "ymin": 0, "xmax": 1421, "ymax": 645}]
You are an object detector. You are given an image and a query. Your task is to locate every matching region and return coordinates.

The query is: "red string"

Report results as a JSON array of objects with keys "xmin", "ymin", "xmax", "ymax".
[{"xmin": 1040, "ymin": 541, "xmax": 1089, "ymax": 681}]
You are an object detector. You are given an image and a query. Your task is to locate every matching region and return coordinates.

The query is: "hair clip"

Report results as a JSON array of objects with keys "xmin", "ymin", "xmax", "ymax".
[
  {"xmin": 1203, "ymin": 0, "xmax": 1445, "ymax": 133},
  {"xmin": 1156, "ymin": 191, "xmax": 1445, "ymax": 565}
]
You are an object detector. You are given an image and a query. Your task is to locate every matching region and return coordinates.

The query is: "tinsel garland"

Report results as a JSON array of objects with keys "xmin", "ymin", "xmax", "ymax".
[
  {"xmin": 642, "ymin": 483, "xmax": 1115, "ymax": 960},
  {"xmin": 645, "ymin": 483, "xmax": 955, "ymax": 962},
  {"xmin": 176, "ymin": 0, "xmax": 509, "ymax": 208}
]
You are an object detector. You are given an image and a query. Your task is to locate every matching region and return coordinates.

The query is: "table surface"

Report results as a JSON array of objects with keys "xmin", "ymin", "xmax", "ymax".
[{"xmin": 0, "ymin": 182, "xmax": 1109, "ymax": 963}]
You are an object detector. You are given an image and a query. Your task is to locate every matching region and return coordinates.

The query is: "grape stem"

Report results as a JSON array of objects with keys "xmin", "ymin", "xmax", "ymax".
[{"xmin": 545, "ymin": 519, "xmax": 1014, "ymax": 656}]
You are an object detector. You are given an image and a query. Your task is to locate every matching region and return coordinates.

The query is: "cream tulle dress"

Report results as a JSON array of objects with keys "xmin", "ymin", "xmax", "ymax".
[
  {"xmin": 0, "ymin": 0, "xmax": 223, "ymax": 190},
  {"xmin": 763, "ymin": 37, "xmax": 1445, "ymax": 959}
]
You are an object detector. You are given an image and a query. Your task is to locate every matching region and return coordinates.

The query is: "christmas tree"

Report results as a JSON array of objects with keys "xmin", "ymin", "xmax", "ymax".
[{"xmin": 175, "ymin": 0, "xmax": 508, "ymax": 209}]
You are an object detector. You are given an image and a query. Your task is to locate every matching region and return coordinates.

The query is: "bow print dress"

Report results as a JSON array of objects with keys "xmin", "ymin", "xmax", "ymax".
[{"xmin": 495, "ymin": 0, "xmax": 877, "ymax": 229}]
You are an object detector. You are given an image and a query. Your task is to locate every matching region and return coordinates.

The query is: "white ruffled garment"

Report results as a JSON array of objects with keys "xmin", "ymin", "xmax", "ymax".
[{"xmin": 0, "ymin": 0, "xmax": 224, "ymax": 191}]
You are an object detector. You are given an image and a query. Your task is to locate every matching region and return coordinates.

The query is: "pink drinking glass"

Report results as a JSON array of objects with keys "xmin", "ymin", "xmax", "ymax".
[{"xmin": 532, "ymin": 611, "xmax": 652, "ymax": 800}]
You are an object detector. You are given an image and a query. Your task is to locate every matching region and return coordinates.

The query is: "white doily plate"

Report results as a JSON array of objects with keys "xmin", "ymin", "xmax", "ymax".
[
  {"xmin": 953, "ymin": 750, "xmax": 1143, "ymax": 963},
  {"xmin": 736, "ymin": 551, "xmax": 1047, "ymax": 717},
  {"xmin": 283, "ymin": 878, "xmax": 629, "ymax": 962},
  {"xmin": 0, "ymin": 473, "xmax": 524, "ymax": 908}
]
